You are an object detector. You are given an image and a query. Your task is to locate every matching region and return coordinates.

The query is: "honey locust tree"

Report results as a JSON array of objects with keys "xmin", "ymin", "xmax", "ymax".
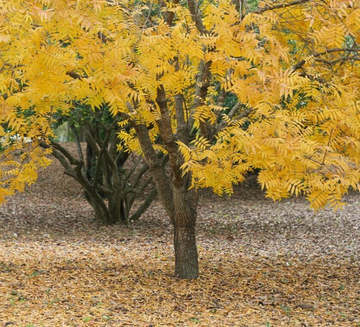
[{"xmin": 0, "ymin": 0, "xmax": 360, "ymax": 279}]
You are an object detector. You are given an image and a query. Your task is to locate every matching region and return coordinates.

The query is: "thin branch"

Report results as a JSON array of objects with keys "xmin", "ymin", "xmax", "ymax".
[
  {"xmin": 123, "ymin": 155, "xmax": 142, "ymax": 182},
  {"xmin": 215, "ymin": 104, "xmax": 253, "ymax": 135},
  {"xmin": 173, "ymin": 59, "xmax": 189, "ymax": 144},
  {"xmin": 189, "ymin": 60, "xmax": 212, "ymax": 137},
  {"xmin": 71, "ymin": 124, "xmax": 85, "ymax": 175},
  {"xmin": 66, "ymin": 71, "xmax": 85, "ymax": 80},
  {"xmin": 50, "ymin": 140, "xmax": 82, "ymax": 166},
  {"xmin": 85, "ymin": 129, "xmax": 100, "ymax": 156},
  {"xmin": 131, "ymin": 163, "xmax": 150, "ymax": 189},
  {"xmin": 314, "ymin": 47, "xmax": 360, "ymax": 57},
  {"xmin": 253, "ymin": 0, "xmax": 312, "ymax": 14},
  {"xmin": 40, "ymin": 142, "xmax": 76, "ymax": 178},
  {"xmin": 292, "ymin": 47, "xmax": 360, "ymax": 71},
  {"xmin": 322, "ymin": 129, "xmax": 333, "ymax": 165},
  {"xmin": 128, "ymin": 154, "xmax": 167, "ymax": 209}
]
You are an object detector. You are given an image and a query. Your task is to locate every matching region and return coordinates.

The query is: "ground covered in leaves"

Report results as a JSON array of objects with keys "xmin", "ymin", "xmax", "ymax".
[{"xmin": 0, "ymin": 145, "xmax": 359, "ymax": 326}]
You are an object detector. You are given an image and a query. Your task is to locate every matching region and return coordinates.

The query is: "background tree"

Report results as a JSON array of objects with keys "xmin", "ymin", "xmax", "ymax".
[
  {"xmin": 0, "ymin": 0, "xmax": 359, "ymax": 279},
  {"xmin": 42, "ymin": 103, "xmax": 159, "ymax": 225}
]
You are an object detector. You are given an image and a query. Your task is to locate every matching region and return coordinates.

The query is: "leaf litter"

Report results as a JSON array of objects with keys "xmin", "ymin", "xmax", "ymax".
[{"xmin": 0, "ymin": 144, "xmax": 359, "ymax": 326}]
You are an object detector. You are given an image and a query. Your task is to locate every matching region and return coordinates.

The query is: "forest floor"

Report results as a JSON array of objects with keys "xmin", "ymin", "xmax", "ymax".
[{"xmin": 0, "ymin": 144, "xmax": 359, "ymax": 326}]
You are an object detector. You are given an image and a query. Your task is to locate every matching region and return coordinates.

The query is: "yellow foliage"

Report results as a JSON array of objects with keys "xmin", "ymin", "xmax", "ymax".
[{"xmin": 0, "ymin": 0, "xmax": 359, "ymax": 211}]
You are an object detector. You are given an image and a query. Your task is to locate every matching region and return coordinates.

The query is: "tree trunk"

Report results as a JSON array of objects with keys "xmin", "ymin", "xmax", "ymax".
[
  {"xmin": 173, "ymin": 187, "xmax": 199, "ymax": 279},
  {"xmin": 86, "ymin": 190, "xmax": 128, "ymax": 225},
  {"xmin": 108, "ymin": 192, "xmax": 128, "ymax": 225},
  {"xmin": 85, "ymin": 191, "xmax": 110, "ymax": 223},
  {"xmin": 86, "ymin": 140, "xmax": 94, "ymax": 181},
  {"xmin": 174, "ymin": 221, "xmax": 199, "ymax": 279},
  {"xmin": 132, "ymin": 122, "xmax": 199, "ymax": 279}
]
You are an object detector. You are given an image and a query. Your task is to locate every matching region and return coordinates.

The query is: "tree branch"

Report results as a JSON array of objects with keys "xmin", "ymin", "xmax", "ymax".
[
  {"xmin": 132, "ymin": 122, "xmax": 175, "ymax": 221},
  {"xmin": 187, "ymin": 0, "xmax": 208, "ymax": 33},
  {"xmin": 188, "ymin": 60, "xmax": 212, "ymax": 136},
  {"xmin": 70, "ymin": 124, "xmax": 85, "ymax": 175},
  {"xmin": 254, "ymin": 0, "xmax": 312, "ymax": 14},
  {"xmin": 164, "ymin": 0, "xmax": 180, "ymax": 26},
  {"xmin": 173, "ymin": 59, "xmax": 190, "ymax": 144},
  {"xmin": 90, "ymin": 129, "xmax": 112, "ymax": 188},
  {"xmin": 292, "ymin": 47, "xmax": 360, "ymax": 71},
  {"xmin": 66, "ymin": 71, "xmax": 85, "ymax": 80},
  {"xmin": 50, "ymin": 140, "xmax": 82, "ymax": 166},
  {"xmin": 215, "ymin": 103, "xmax": 253, "ymax": 135},
  {"xmin": 41, "ymin": 141, "xmax": 111, "ymax": 218},
  {"xmin": 130, "ymin": 187, "xmax": 158, "ymax": 221},
  {"xmin": 156, "ymin": 85, "xmax": 184, "ymax": 186},
  {"xmin": 40, "ymin": 142, "xmax": 76, "ymax": 178},
  {"xmin": 85, "ymin": 128, "xmax": 100, "ymax": 156}
]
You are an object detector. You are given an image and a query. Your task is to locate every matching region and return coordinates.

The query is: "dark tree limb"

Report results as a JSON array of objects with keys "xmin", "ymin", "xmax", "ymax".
[
  {"xmin": 130, "ymin": 187, "xmax": 158, "ymax": 221},
  {"xmin": 70, "ymin": 124, "xmax": 85, "ymax": 175},
  {"xmin": 214, "ymin": 103, "xmax": 253, "ymax": 137},
  {"xmin": 50, "ymin": 140, "xmax": 82, "ymax": 166},
  {"xmin": 253, "ymin": 0, "xmax": 312, "ymax": 14},
  {"xmin": 187, "ymin": 0, "xmax": 208, "ymax": 34},
  {"xmin": 292, "ymin": 47, "xmax": 360, "ymax": 71},
  {"xmin": 40, "ymin": 141, "xmax": 111, "ymax": 223}
]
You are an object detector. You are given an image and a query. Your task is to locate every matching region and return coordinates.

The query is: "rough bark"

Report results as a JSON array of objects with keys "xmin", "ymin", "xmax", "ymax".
[
  {"xmin": 174, "ymin": 223, "xmax": 198, "ymax": 279},
  {"xmin": 173, "ymin": 186, "xmax": 199, "ymax": 279}
]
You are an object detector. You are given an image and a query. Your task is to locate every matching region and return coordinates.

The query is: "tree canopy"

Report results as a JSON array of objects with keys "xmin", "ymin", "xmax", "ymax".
[{"xmin": 0, "ymin": 0, "xmax": 359, "ymax": 209}]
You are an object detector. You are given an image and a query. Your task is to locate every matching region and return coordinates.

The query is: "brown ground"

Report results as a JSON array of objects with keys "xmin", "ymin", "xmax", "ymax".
[{"xmin": 0, "ymin": 144, "xmax": 359, "ymax": 326}]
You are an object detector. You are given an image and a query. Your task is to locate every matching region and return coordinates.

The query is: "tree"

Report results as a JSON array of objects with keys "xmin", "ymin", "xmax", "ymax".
[
  {"xmin": 0, "ymin": 0, "xmax": 359, "ymax": 278},
  {"xmin": 41, "ymin": 104, "xmax": 159, "ymax": 225}
]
